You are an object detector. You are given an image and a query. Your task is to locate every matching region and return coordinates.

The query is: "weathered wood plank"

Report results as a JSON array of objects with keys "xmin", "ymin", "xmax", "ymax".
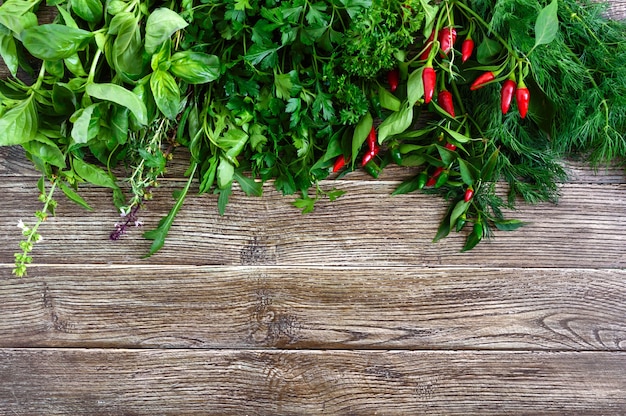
[
  {"xmin": 1, "ymin": 349, "xmax": 624, "ymax": 415},
  {"xmin": 0, "ymin": 266, "xmax": 624, "ymax": 350},
  {"xmin": 1, "ymin": 180, "xmax": 625, "ymax": 267}
]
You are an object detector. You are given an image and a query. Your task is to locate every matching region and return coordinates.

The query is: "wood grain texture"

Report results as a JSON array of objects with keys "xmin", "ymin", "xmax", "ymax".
[
  {"xmin": 1, "ymin": 349, "xmax": 625, "ymax": 415},
  {"xmin": 0, "ymin": 266, "xmax": 624, "ymax": 350},
  {"xmin": 1, "ymin": 179, "xmax": 625, "ymax": 268}
]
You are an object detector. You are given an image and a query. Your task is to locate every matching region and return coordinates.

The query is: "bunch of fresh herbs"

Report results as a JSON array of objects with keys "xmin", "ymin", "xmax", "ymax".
[{"xmin": 0, "ymin": 0, "xmax": 624, "ymax": 276}]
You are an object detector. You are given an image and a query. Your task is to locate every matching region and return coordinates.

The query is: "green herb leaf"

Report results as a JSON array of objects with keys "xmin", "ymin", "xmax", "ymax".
[
  {"xmin": 145, "ymin": 8, "xmax": 189, "ymax": 54},
  {"xmin": 534, "ymin": 0, "xmax": 559, "ymax": 48},
  {"xmin": 71, "ymin": 0, "xmax": 103, "ymax": 23},
  {"xmin": 494, "ymin": 219, "xmax": 526, "ymax": 231},
  {"xmin": 170, "ymin": 51, "xmax": 220, "ymax": 84},
  {"xmin": 144, "ymin": 164, "xmax": 197, "ymax": 257},
  {"xmin": 0, "ymin": 31, "xmax": 18, "ymax": 76},
  {"xmin": 0, "ymin": 95, "xmax": 37, "ymax": 146},
  {"xmin": 58, "ymin": 181, "xmax": 93, "ymax": 211},
  {"xmin": 21, "ymin": 24, "xmax": 93, "ymax": 60},
  {"xmin": 22, "ymin": 135, "xmax": 66, "ymax": 168},
  {"xmin": 150, "ymin": 70, "xmax": 180, "ymax": 119},
  {"xmin": 72, "ymin": 158, "xmax": 118, "ymax": 189},
  {"xmin": 234, "ymin": 170, "xmax": 263, "ymax": 197},
  {"xmin": 377, "ymin": 102, "xmax": 414, "ymax": 144},
  {"xmin": 378, "ymin": 86, "xmax": 401, "ymax": 111},
  {"xmin": 86, "ymin": 83, "xmax": 148, "ymax": 125}
]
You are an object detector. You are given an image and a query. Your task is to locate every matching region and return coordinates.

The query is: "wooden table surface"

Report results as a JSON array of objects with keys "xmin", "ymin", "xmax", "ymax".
[{"xmin": 2, "ymin": 3, "xmax": 626, "ymax": 415}]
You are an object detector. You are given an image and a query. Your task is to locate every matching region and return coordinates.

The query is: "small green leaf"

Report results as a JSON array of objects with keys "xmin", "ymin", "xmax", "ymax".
[
  {"xmin": 293, "ymin": 195, "xmax": 315, "ymax": 214},
  {"xmin": 450, "ymin": 200, "xmax": 470, "ymax": 228},
  {"xmin": 216, "ymin": 185, "xmax": 232, "ymax": 216},
  {"xmin": 392, "ymin": 177, "xmax": 421, "ymax": 196},
  {"xmin": 458, "ymin": 158, "xmax": 478, "ymax": 186},
  {"xmin": 441, "ymin": 125, "xmax": 471, "ymax": 143},
  {"xmin": 144, "ymin": 164, "xmax": 197, "ymax": 257},
  {"xmin": 58, "ymin": 181, "xmax": 93, "ymax": 211},
  {"xmin": 144, "ymin": 8, "xmax": 188, "ymax": 54},
  {"xmin": 406, "ymin": 67, "xmax": 424, "ymax": 106},
  {"xmin": 494, "ymin": 219, "xmax": 526, "ymax": 231},
  {"xmin": 534, "ymin": 0, "xmax": 559, "ymax": 48},
  {"xmin": 234, "ymin": 170, "xmax": 263, "ymax": 197},
  {"xmin": 377, "ymin": 102, "xmax": 414, "ymax": 143},
  {"xmin": 72, "ymin": 158, "xmax": 117, "ymax": 189},
  {"xmin": 86, "ymin": 82, "xmax": 148, "ymax": 125},
  {"xmin": 476, "ymin": 37, "xmax": 502, "ymax": 64},
  {"xmin": 0, "ymin": 32, "xmax": 18, "ymax": 76},
  {"xmin": 378, "ymin": 86, "xmax": 401, "ymax": 111}
]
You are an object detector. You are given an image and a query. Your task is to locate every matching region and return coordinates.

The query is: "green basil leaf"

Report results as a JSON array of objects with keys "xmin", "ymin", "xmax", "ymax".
[
  {"xmin": 150, "ymin": 70, "xmax": 180, "ymax": 119},
  {"xmin": 63, "ymin": 53, "xmax": 87, "ymax": 77},
  {"xmin": 21, "ymin": 24, "xmax": 93, "ymax": 60},
  {"xmin": 58, "ymin": 181, "xmax": 93, "ymax": 211},
  {"xmin": 70, "ymin": 104, "xmax": 100, "ymax": 144},
  {"xmin": 72, "ymin": 158, "xmax": 117, "ymax": 189},
  {"xmin": 86, "ymin": 82, "xmax": 148, "ymax": 125},
  {"xmin": 534, "ymin": 0, "xmax": 559, "ymax": 48},
  {"xmin": 377, "ymin": 102, "xmax": 414, "ymax": 144},
  {"xmin": 22, "ymin": 135, "xmax": 66, "ymax": 168},
  {"xmin": 144, "ymin": 8, "xmax": 188, "ymax": 54},
  {"xmin": 110, "ymin": 106, "xmax": 129, "ymax": 145},
  {"xmin": 378, "ymin": 86, "xmax": 401, "ymax": 112},
  {"xmin": 169, "ymin": 51, "xmax": 220, "ymax": 84},
  {"xmin": 0, "ymin": 0, "xmax": 38, "ymax": 37},
  {"xmin": 0, "ymin": 32, "xmax": 18, "ymax": 76},
  {"xmin": 71, "ymin": 0, "xmax": 103, "ymax": 23},
  {"xmin": 0, "ymin": 95, "xmax": 37, "ymax": 146},
  {"xmin": 351, "ymin": 112, "xmax": 372, "ymax": 169},
  {"xmin": 52, "ymin": 83, "xmax": 77, "ymax": 115}
]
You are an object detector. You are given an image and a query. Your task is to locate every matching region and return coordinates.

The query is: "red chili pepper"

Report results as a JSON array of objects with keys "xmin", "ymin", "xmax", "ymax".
[
  {"xmin": 367, "ymin": 126, "xmax": 376, "ymax": 153},
  {"xmin": 500, "ymin": 79, "xmax": 517, "ymax": 114},
  {"xmin": 439, "ymin": 27, "xmax": 457, "ymax": 55},
  {"xmin": 470, "ymin": 71, "xmax": 495, "ymax": 91},
  {"xmin": 333, "ymin": 155, "xmax": 347, "ymax": 172},
  {"xmin": 426, "ymin": 166, "xmax": 444, "ymax": 186},
  {"xmin": 422, "ymin": 66, "xmax": 436, "ymax": 104},
  {"xmin": 464, "ymin": 188, "xmax": 474, "ymax": 202},
  {"xmin": 387, "ymin": 69, "xmax": 399, "ymax": 93},
  {"xmin": 444, "ymin": 142, "xmax": 457, "ymax": 151},
  {"xmin": 461, "ymin": 38, "xmax": 474, "ymax": 63},
  {"xmin": 516, "ymin": 82, "xmax": 530, "ymax": 119},
  {"xmin": 361, "ymin": 144, "xmax": 380, "ymax": 167},
  {"xmin": 437, "ymin": 90, "xmax": 455, "ymax": 117},
  {"xmin": 420, "ymin": 31, "xmax": 435, "ymax": 60}
]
